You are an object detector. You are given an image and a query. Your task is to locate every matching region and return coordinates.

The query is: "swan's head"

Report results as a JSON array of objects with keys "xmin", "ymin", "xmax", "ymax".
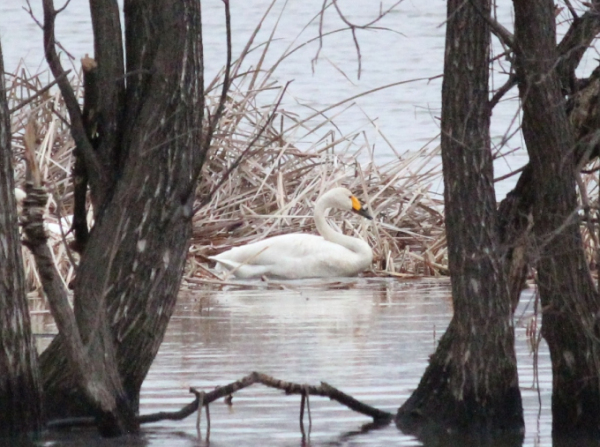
[{"xmin": 319, "ymin": 187, "xmax": 373, "ymax": 220}]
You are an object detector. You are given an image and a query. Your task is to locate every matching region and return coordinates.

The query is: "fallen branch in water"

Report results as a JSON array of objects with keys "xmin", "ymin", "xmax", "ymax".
[
  {"xmin": 142, "ymin": 371, "xmax": 393, "ymax": 423},
  {"xmin": 47, "ymin": 371, "xmax": 394, "ymax": 436}
]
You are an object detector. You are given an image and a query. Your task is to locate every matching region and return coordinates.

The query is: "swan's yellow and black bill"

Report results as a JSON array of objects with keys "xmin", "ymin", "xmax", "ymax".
[{"xmin": 351, "ymin": 196, "xmax": 373, "ymax": 220}]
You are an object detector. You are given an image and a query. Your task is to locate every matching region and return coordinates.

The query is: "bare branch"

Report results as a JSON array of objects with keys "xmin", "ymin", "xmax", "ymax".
[
  {"xmin": 333, "ymin": 0, "xmax": 403, "ymax": 29},
  {"xmin": 311, "ymin": 0, "xmax": 329, "ymax": 72},
  {"xmin": 204, "ymin": 0, "xmax": 233, "ymax": 151},
  {"xmin": 24, "ymin": 0, "xmax": 75, "ymax": 60},
  {"xmin": 137, "ymin": 372, "xmax": 393, "ymax": 426},
  {"xmin": 494, "ymin": 165, "xmax": 526, "ymax": 183},
  {"xmin": 313, "ymin": 0, "xmax": 403, "ymax": 79},
  {"xmin": 55, "ymin": 0, "xmax": 72, "ymax": 14},
  {"xmin": 331, "ymin": 0, "xmax": 363, "ymax": 78},
  {"xmin": 563, "ymin": 0, "xmax": 579, "ymax": 20},
  {"xmin": 41, "ymin": 0, "xmax": 105, "ymax": 197},
  {"xmin": 489, "ymin": 74, "xmax": 517, "ymax": 110},
  {"xmin": 557, "ymin": 0, "xmax": 600, "ymax": 94}
]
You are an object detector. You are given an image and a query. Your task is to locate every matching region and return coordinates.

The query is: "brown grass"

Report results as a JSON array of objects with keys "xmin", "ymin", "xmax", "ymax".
[
  {"xmin": 9, "ymin": 53, "xmax": 600, "ymax": 297},
  {"xmin": 7, "ymin": 56, "xmax": 447, "ymax": 295},
  {"xmin": 6, "ymin": 7, "xmax": 452, "ymax": 297}
]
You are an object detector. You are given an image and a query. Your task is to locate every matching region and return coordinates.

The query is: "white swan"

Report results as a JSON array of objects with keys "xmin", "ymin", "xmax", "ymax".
[{"xmin": 210, "ymin": 187, "xmax": 373, "ymax": 279}]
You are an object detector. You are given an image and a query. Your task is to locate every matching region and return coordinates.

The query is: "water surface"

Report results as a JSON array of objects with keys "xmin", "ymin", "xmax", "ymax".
[{"xmin": 41, "ymin": 278, "xmax": 551, "ymax": 446}]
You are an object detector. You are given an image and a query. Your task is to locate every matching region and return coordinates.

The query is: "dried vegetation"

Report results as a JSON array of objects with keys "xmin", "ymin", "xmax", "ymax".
[
  {"xmin": 8, "ymin": 53, "xmax": 447, "ymax": 297},
  {"xmin": 9, "ymin": 49, "xmax": 600, "ymax": 301}
]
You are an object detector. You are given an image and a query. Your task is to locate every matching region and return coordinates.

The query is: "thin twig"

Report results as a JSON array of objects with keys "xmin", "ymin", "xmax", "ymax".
[
  {"xmin": 8, "ymin": 70, "xmax": 70, "ymax": 114},
  {"xmin": 311, "ymin": 0, "xmax": 329, "ymax": 72},
  {"xmin": 55, "ymin": 0, "xmax": 72, "ymax": 14},
  {"xmin": 206, "ymin": 0, "xmax": 233, "ymax": 146},
  {"xmin": 330, "ymin": 0, "xmax": 403, "ymax": 79},
  {"xmin": 563, "ymin": 0, "xmax": 578, "ymax": 20},
  {"xmin": 494, "ymin": 165, "xmax": 526, "ymax": 183},
  {"xmin": 41, "ymin": 0, "xmax": 104, "ymax": 193},
  {"xmin": 24, "ymin": 0, "xmax": 75, "ymax": 60}
]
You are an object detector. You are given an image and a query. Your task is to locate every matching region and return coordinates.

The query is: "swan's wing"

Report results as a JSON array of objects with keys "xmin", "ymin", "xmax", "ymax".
[
  {"xmin": 208, "ymin": 257, "xmax": 273, "ymax": 278},
  {"xmin": 211, "ymin": 233, "xmax": 368, "ymax": 279},
  {"xmin": 211, "ymin": 234, "xmax": 324, "ymax": 268}
]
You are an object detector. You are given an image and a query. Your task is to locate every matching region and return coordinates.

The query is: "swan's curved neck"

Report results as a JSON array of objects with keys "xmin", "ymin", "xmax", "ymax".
[{"xmin": 314, "ymin": 201, "xmax": 370, "ymax": 257}]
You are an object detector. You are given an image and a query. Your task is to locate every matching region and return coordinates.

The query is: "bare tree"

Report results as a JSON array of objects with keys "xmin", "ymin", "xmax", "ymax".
[
  {"xmin": 0, "ymin": 40, "xmax": 43, "ymax": 439},
  {"xmin": 396, "ymin": 0, "xmax": 523, "ymax": 437},
  {"xmin": 512, "ymin": 0, "xmax": 600, "ymax": 436},
  {"xmin": 14, "ymin": 0, "xmax": 223, "ymax": 435},
  {"xmin": 397, "ymin": 0, "xmax": 600, "ymax": 440}
]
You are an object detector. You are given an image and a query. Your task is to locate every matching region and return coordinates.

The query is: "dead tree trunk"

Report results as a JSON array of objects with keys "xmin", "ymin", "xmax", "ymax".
[
  {"xmin": 31, "ymin": 0, "xmax": 207, "ymax": 432},
  {"xmin": 513, "ymin": 0, "xmax": 600, "ymax": 436},
  {"xmin": 0, "ymin": 40, "xmax": 43, "ymax": 439},
  {"xmin": 396, "ymin": 0, "xmax": 523, "ymax": 437}
]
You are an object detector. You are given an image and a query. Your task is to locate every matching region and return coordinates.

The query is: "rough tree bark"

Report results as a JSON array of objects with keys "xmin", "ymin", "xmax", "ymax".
[
  {"xmin": 30, "ymin": 0, "xmax": 207, "ymax": 433},
  {"xmin": 0, "ymin": 40, "xmax": 43, "ymax": 438},
  {"xmin": 497, "ymin": 1, "xmax": 600, "ymax": 307},
  {"xmin": 396, "ymin": 0, "xmax": 523, "ymax": 438},
  {"xmin": 513, "ymin": 0, "xmax": 600, "ymax": 436}
]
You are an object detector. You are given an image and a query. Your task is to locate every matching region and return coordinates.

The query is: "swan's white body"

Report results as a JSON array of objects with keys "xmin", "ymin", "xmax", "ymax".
[{"xmin": 210, "ymin": 187, "xmax": 373, "ymax": 279}]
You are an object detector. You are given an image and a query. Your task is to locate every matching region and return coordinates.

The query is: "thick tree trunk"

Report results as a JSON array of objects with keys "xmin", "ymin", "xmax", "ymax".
[
  {"xmin": 0, "ymin": 41, "xmax": 43, "ymax": 439},
  {"xmin": 396, "ymin": 0, "xmax": 523, "ymax": 437},
  {"xmin": 498, "ymin": 3, "xmax": 600, "ymax": 307},
  {"xmin": 39, "ymin": 0, "xmax": 205, "ymax": 423},
  {"xmin": 513, "ymin": 0, "xmax": 600, "ymax": 435}
]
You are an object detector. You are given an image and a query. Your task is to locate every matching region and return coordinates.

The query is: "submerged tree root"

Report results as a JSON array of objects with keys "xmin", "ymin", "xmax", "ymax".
[{"xmin": 47, "ymin": 372, "xmax": 393, "ymax": 435}]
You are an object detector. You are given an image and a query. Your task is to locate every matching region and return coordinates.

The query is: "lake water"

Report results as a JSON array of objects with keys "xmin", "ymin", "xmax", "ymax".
[{"xmin": 36, "ymin": 279, "xmax": 552, "ymax": 446}]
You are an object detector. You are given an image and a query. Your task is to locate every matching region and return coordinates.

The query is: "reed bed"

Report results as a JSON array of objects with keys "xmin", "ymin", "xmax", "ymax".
[
  {"xmin": 192, "ymin": 126, "xmax": 447, "ymax": 280},
  {"xmin": 9, "ymin": 59, "xmax": 600, "ymax": 297},
  {"xmin": 7, "ymin": 57, "xmax": 447, "ymax": 296}
]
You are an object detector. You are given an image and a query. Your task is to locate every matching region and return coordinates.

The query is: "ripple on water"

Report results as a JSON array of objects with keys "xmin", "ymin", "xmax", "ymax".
[{"xmin": 133, "ymin": 279, "xmax": 552, "ymax": 446}]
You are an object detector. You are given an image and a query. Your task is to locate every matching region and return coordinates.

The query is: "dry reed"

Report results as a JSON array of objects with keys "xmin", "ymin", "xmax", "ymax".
[
  {"xmin": 7, "ymin": 57, "xmax": 447, "ymax": 295},
  {"xmin": 9, "ymin": 58, "xmax": 600, "ymax": 296},
  {"xmin": 5, "ymin": 5, "xmax": 455, "ymax": 296}
]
